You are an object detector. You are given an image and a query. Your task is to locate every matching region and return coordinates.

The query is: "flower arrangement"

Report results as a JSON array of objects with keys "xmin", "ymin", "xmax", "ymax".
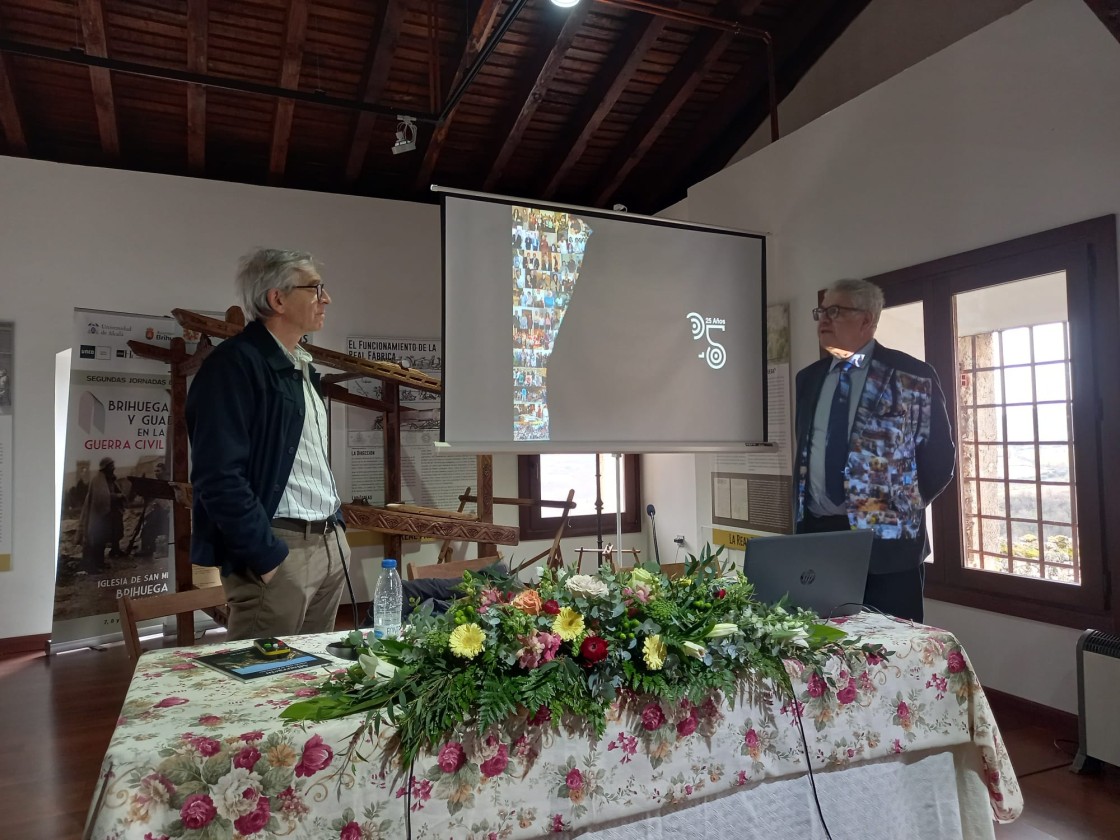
[{"xmin": 281, "ymin": 545, "xmax": 887, "ymax": 768}]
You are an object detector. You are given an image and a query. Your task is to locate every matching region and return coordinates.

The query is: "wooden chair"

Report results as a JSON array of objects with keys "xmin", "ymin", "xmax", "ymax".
[
  {"xmin": 117, "ymin": 585, "xmax": 227, "ymax": 664},
  {"xmin": 408, "ymin": 556, "xmax": 503, "ymax": 581}
]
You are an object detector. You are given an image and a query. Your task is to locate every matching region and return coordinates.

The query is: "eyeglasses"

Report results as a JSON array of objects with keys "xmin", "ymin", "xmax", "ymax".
[
  {"xmin": 812, "ymin": 305, "xmax": 864, "ymax": 321},
  {"xmin": 292, "ymin": 283, "xmax": 328, "ymax": 302}
]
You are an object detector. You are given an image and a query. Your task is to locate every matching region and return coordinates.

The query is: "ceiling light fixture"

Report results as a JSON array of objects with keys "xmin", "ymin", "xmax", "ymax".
[
  {"xmin": 393, "ymin": 115, "xmax": 417, "ymax": 154},
  {"xmin": 549, "ymin": 0, "xmax": 582, "ymax": 8}
]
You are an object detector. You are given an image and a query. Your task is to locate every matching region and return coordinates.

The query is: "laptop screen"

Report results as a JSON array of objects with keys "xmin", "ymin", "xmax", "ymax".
[{"xmin": 743, "ymin": 531, "xmax": 874, "ymax": 617}]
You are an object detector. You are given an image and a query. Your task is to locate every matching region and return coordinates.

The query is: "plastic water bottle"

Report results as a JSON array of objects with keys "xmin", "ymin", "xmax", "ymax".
[{"xmin": 372, "ymin": 558, "xmax": 403, "ymax": 640}]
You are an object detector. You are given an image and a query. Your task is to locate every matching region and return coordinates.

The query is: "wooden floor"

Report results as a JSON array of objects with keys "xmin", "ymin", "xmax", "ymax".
[{"xmin": 1, "ymin": 632, "xmax": 1118, "ymax": 840}]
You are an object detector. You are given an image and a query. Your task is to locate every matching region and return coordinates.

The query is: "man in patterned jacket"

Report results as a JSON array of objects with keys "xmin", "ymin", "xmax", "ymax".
[{"xmin": 794, "ymin": 279, "xmax": 955, "ymax": 621}]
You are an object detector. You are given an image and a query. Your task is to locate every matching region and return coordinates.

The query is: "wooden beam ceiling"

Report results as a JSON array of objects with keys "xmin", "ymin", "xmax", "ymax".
[
  {"xmin": 77, "ymin": 0, "xmax": 119, "ymax": 161},
  {"xmin": 591, "ymin": 0, "xmax": 748, "ymax": 208},
  {"xmin": 647, "ymin": 0, "xmax": 870, "ymax": 211},
  {"xmin": 1083, "ymin": 1, "xmax": 1120, "ymax": 44},
  {"xmin": 186, "ymin": 0, "xmax": 207, "ymax": 174},
  {"xmin": 413, "ymin": 0, "xmax": 504, "ymax": 191},
  {"xmin": 0, "ymin": 13, "xmax": 26, "ymax": 156},
  {"xmin": 268, "ymin": 0, "xmax": 309, "ymax": 183},
  {"xmin": 537, "ymin": 10, "xmax": 668, "ymax": 200},
  {"xmin": 344, "ymin": 0, "xmax": 408, "ymax": 184},
  {"xmin": 0, "ymin": 52, "xmax": 24, "ymax": 156},
  {"xmin": 482, "ymin": 3, "xmax": 592, "ymax": 192}
]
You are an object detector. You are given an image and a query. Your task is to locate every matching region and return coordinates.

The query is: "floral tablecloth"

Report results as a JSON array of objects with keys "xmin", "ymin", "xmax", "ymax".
[{"xmin": 85, "ymin": 614, "xmax": 1021, "ymax": 839}]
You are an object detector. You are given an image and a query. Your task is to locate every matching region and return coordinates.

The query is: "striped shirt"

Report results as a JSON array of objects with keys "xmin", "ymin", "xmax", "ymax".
[{"xmin": 270, "ymin": 333, "xmax": 340, "ymax": 521}]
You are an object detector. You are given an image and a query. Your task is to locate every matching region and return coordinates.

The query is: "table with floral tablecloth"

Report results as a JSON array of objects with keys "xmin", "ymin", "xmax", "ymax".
[{"xmin": 84, "ymin": 613, "xmax": 1022, "ymax": 840}]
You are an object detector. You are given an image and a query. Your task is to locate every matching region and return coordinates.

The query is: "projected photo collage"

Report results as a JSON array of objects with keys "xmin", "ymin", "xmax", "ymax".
[{"xmin": 511, "ymin": 206, "xmax": 592, "ymax": 441}]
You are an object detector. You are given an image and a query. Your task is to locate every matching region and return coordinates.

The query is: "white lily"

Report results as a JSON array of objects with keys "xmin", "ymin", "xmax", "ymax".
[
  {"xmin": 681, "ymin": 641, "xmax": 707, "ymax": 659},
  {"xmin": 706, "ymin": 622, "xmax": 740, "ymax": 639},
  {"xmin": 358, "ymin": 652, "xmax": 397, "ymax": 680}
]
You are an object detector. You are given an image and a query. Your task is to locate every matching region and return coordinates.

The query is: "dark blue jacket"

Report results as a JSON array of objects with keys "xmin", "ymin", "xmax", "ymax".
[{"xmin": 186, "ymin": 319, "xmax": 331, "ymax": 577}]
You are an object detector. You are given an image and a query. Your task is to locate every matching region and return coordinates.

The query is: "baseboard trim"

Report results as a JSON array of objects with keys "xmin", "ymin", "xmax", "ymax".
[
  {"xmin": 0, "ymin": 633, "xmax": 50, "ymax": 657},
  {"xmin": 983, "ymin": 686, "xmax": 1078, "ymax": 739}
]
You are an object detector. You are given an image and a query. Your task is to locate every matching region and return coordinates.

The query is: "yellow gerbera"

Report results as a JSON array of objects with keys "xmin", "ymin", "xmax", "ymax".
[
  {"xmin": 552, "ymin": 607, "xmax": 585, "ymax": 641},
  {"xmin": 643, "ymin": 634, "xmax": 667, "ymax": 670},
  {"xmin": 448, "ymin": 623, "xmax": 485, "ymax": 659}
]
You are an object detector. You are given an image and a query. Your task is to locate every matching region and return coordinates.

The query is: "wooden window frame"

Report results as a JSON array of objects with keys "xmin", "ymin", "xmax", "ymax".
[
  {"xmin": 517, "ymin": 454, "xmax": 641, "ymax": 541},
  {"xmin": 866, "ymin": 216, "xmax": 1120, "ymax": 632}
]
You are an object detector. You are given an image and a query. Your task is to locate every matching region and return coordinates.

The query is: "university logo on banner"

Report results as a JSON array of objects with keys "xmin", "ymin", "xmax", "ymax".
[{"xmin": 51, "ymin": 309, "xmax": 199, "ymax": 648}]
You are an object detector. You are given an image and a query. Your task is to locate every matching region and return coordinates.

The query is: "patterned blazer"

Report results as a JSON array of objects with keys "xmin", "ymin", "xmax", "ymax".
[{"xmin": 794, "ymin": 343, "xmax": 955, "ymax": 572}]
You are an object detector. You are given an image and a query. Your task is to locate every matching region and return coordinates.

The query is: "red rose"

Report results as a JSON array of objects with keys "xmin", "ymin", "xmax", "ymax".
[
  {"xmin": 579, "ymin": 635, "xmax": 609, "ymax": 664},
  {"xmin": 340, "ymin": 821, "xmax": 363, "ymax": 840},
  {"xmin": 295, "ymin": 734, "xmax": 334, "ymax": 778},
  {"xmin": 192, "ymin": 737, "xmax": 222, "ymax": 757},
  {"xmin": 529, "ymin": 705, "xmax": 552, "ymax": 726},
  {"xmin": 565, "ymin": 767, "xmax": 584, "ymax": 791},
  {"xmin": 479, "ymin": 742, "xmax": 509, "ymax": 778},
  {"xmin": 542, "ymin": 599, "xmax": 561, "ymax": 615},
  {"xmin": 154, "ymin": 696, "xmax": 189, "ymax": 708},
  {"xmin": 897, "ymin": 701, "xmax": 910, "ymax": 720},
  {"xmin": 836, "ymin": 678, "xmax": 857, "ymax": 705},
  {"xmin": 947, "ymin": 650, "xmax": 967, "ymax": 674},
  {"xmin": 676, "ymin": 714, "xmax": 698, "ymax": 737},
  {"xmin": 806, "ymin": 672, "xmax": 827, "ymax": 698},
  {"xmin": 640, "ymin": 702, "xmax": 666, "ymax": 731},
  {"xmin": 744, "ymin": 728, "xmax": 759, "ymax": 749},
  {"xmin": 715, "ymin": 588, "xmax": 726, "ymax": 599},
  {"xmin": 179, "ymin": 793, "xmax": 217, "ymax": 829},
  {"xmin": 437, "ymin": 741, "xmax": 466, "ymax": 773},
  {"xmin": 234, "ymin": 746, "xmax": 261, "ymax": 770},
  {"xmin": 233, "ymin": 795, "xmax": 271, "ymax": 835}
]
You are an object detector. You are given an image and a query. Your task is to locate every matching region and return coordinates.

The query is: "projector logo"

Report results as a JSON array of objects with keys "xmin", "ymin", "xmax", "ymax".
[{"xmin": 687, "ymin": 312, "xmax": 727, "ymax": 370}]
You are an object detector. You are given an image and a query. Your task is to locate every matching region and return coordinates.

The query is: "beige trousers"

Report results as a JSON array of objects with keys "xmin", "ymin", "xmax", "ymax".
[{"xmin": 221, "ymin": 525, "xmax": 350, "ymax": 641}]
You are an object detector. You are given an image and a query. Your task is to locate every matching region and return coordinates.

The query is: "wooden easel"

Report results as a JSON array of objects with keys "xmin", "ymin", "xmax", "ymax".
[{"xmin": 574, "ymin": 543, "xmax": 641, "ymax": 574}]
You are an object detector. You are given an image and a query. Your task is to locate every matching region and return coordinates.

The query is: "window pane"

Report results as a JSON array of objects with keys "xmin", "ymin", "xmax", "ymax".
[
  {"xmin": 952, "ymin": 272, "xmax": 1080, "ymax": 589},
  {"xmin": 980, "ymin": 481, "xmax": 1007, "ymax": 518},
  {"xmin": 540, "ymin": 454, "xmax": 625, "ymax": 518},
  {"xmin": 1039, "ymin": 445, "xmax": 1070, "ymax": 483},
  {"xmin": 1002, "ymin": 327, "xmax": 1033, "ymax": 365},
  {"xmin": 1005, "ymin": 406, "xmax": 1035, "ymax": 442},
  {"xmin": 975, "ymin": 408, "xmax": 1004, "ymax": 442},
  {"xmin": 1035, "ymin": 363, "xmax": 1068, "ymax": 402},
  {"xmin": 1033, "ymin": 322, "xmax": 1067, "ymax": 362},
  {"xmin": 1036, "ymin": 403, "xmax": 1069, "ymax": 443},
  {"xmin": 974, "ymin": 370, "xmax": 1003, "ymax": 405},
  {"xmin": 1003, "ymin": 367, "xmax": 1033, "ymax": 403},
  {"xmin": 1007, "ymin": 445, "xmax": 1037, "ymax": 481},
  {"xmin": 1008, "ymin": 483, "xmax": 1037, "ymax": 519},
  {"xmin": 975, "ymin": 444, "xmax": 1005, "ymax": 479},
  {"xmin": 1040, "ymin": 484, "xmax": 1073, "ymax": 524}
]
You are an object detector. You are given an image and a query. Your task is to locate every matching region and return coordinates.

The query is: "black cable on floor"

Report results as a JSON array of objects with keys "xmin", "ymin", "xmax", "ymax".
[{"xmin": 1017, "ymin": 761, "xmax": 1072, "ymax": 779}]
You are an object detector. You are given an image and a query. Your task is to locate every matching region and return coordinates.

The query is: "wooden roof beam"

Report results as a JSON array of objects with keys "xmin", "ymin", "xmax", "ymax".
[
  {"xmin": 78, "ymin": 0, "xmax": 120, "ymax": 161},
  {"xmin": 186, "ymin": 0, "xmax": 207, "ymax": 174},
  {"xmin": 343, "ymin": 0, "xmax": 408, "ymax": 184},
  {"xmin": 592, "ymin": 0, "xmax": 750, "ymax": 208},
  {"xmin": 413, "ymin": 0, "xmax": 504, "ymax": 191},
  {"xmin": 537, "ymin": 9, "xmax": 669, "ymax": 200},
  {"xmin": 0, "ymin": 53, "xmax": 26, "ymax": 156},
  {"xmin": 646, "ymin": 0, "xmax": 868, "ymax": 211},
  {"xmin": 268, "ymin": 0, "xmax": 309, "ymax": 184},
  {"xmin": 481, "ymin": 3, "xmax": 591, "ymax": 192}
]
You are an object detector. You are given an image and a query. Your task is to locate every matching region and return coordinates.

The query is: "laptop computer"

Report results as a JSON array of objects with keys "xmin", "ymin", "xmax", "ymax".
[{"xmin": 743, "ymin": 530, "xmax": 874, "ymax": 617}]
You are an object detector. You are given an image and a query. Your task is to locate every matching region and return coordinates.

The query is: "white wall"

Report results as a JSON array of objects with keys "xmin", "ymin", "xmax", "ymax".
[
  {"xmin": 674, "ymin": 0, "xmax": 1120, "ymax": 713},
  {"xmin": 0, "ymin": 157, "xmax": 639, "ymax": 641},
  {"xmin": 732, "ymin": 0, "xmax": 1030, "ymax": 163}
]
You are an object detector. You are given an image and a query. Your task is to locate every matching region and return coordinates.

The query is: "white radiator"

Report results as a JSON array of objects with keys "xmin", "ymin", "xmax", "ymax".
[{"xmin": 1074, "ymin": 629, "xmax": 1120, "ymax": 772}]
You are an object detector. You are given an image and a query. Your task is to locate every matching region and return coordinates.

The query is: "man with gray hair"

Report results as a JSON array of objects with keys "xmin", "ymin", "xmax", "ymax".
[
  {"xmin": 793, "ymin": 278, "xmax": 955, "ymax": 621},
  {"xmin": 186, "ymin": 248, "xmax": 350, "ymax": 640}
]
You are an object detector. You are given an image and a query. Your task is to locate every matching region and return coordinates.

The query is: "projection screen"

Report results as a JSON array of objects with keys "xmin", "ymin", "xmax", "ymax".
[{"xmin": 440, "ymin": 188, "xmax": 767, "ymax": 453}]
